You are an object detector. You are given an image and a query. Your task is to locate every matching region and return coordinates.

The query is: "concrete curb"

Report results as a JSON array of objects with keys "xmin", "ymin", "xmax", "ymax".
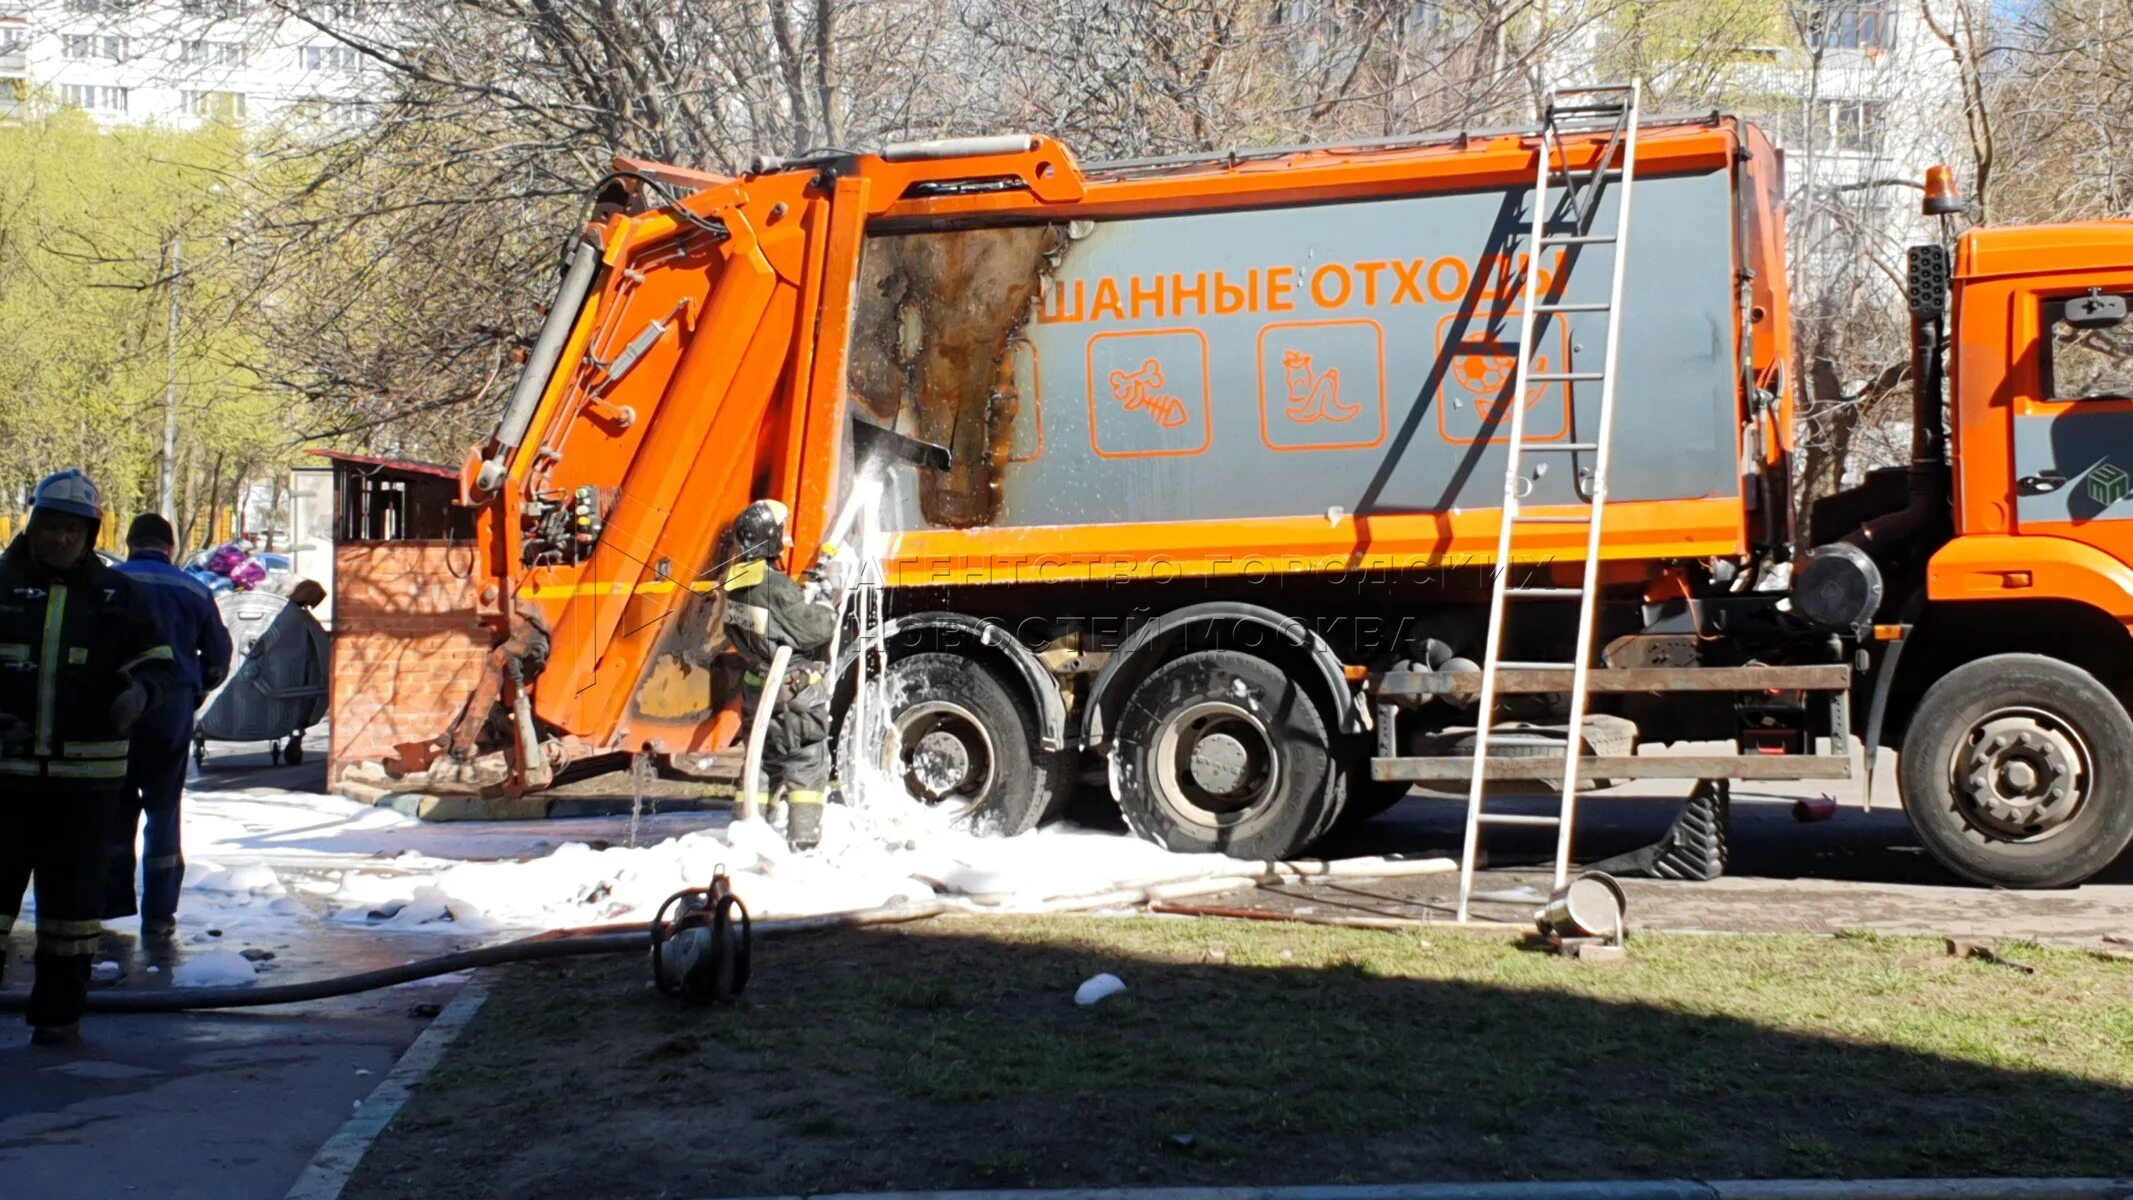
[
  {"xmin": 712, "ymin": 1182, "xmax": 2133, "ymax": 1200},
  {"xmin": 281, "ymin": 980, "xmax": 490, "ymax": 1200}
]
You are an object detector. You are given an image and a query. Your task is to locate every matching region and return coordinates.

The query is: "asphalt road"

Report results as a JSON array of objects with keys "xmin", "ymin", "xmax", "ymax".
[
  {"xmin": 1275, "ymin": 756, "xmax": 2133, "ymax": 942},
  {"xmin": 0, "ymin": 732, "xmax": 456, "ymax": 1200}
]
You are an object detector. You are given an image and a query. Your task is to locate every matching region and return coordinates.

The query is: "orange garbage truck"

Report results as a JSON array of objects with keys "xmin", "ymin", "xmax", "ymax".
[{"xmin": 395, "ymin": 107, "xmax": 2133, "ymax": 889}]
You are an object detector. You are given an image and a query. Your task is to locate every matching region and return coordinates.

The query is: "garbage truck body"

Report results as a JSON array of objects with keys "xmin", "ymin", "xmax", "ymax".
[{"xmin": 401, "ymin": 111, "xmax": 2133, "ymax": 889}]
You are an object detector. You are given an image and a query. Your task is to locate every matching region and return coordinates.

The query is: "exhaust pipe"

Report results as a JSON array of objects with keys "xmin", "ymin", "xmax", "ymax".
[{"xmin": 1845, "ymin": 243, "xmax": 1950, "ymax": 556}]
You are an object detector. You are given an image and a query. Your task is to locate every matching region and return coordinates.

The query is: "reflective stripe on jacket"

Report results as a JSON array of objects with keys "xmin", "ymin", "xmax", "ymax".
[{"xmin": 0, "ymin": 537, "xmax": 175, "ymax": 783}]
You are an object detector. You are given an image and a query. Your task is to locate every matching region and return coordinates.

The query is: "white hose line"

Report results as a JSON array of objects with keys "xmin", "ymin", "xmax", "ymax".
[
  {"xmin": 739, "ymin": 644, "xmax": 793, "ymax": 823},
  {"xmin": 1265, "ymin": 854, "xmax": 1459, "ymax": 881},
  {"xmin": 918, "ymin": 851, "xmax": 1457, "ymax": 914}
]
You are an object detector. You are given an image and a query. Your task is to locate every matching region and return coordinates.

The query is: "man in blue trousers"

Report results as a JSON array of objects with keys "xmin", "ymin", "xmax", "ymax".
[{"xmin": 106, "ymin": 513, "xmax": 230, "ymax": 941}]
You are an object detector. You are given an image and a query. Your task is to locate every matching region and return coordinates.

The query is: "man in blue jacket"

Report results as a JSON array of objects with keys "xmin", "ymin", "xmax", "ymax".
[{"xmin": 105, "ymin": 513, "xmax": 230, "ymax": 940}]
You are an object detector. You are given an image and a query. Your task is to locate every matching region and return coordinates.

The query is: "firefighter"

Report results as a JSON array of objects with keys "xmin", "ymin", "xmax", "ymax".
[
  {"xmin": 722, "ymin": 499, "xmax": 838, "ymax": 851},
  {"xmin": 0, "ymin": 470, "xmax": 175, "ymax": 1046},
  {"xmin": 106, "ymin": 513, "xmax": 231, "ymax": 940}
]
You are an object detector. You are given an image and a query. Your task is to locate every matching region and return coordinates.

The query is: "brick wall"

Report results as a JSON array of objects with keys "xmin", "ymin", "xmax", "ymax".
[{"xmin": 330, "ymin": 541, "xmax": 492, "ymax": 781}]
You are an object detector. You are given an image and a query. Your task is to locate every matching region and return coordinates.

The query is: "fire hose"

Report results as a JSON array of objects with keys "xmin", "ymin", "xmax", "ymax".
[{"xmin": 0, "ymin": 894, "xmax": 946, "ymax": 1014}]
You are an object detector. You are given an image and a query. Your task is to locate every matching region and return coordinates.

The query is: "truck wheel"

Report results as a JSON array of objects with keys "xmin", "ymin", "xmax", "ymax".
[
  {"xmin": 1111, "ymin": 650, "xmax": 1343, "ymax": 858},
  {"xmin": 849, "ymin": 652, "xmax": 1067, "ymax": 837},
  {"xmin": 1332, "ymin": 761, "xmax": 1409, "ymax": 833},
  {"xmin": 1899, "ymin": 653, "xmax": 2133, "ymax": 888}
]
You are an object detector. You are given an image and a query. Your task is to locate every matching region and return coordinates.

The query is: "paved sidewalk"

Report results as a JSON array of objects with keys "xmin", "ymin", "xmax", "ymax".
[{"xmin": 0, "ymin": 986, "xmax": 450, "ymax": 1200}]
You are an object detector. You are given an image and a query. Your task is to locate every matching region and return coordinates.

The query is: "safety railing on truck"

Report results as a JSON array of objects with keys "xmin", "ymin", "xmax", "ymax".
[{"xmin": 1080, "ymin": 111, "xmax": 1732, "ymax": 182}]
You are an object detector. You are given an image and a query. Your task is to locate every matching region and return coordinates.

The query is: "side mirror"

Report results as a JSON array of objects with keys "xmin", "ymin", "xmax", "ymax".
[{"xmin": 2066, "ymin": 291, "xmax": 2128, "ymax": 331}]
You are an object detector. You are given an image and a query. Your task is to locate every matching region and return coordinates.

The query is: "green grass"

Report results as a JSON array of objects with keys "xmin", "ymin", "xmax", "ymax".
[{"xmin": 346, "ymin": 917, "xmax": 2133, "ymax": 1200}]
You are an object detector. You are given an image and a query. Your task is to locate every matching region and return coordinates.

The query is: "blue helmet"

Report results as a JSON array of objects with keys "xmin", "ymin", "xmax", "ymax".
[{"xmin": 31, "ymin": 469, "xmax": 103, "ymax": 522}]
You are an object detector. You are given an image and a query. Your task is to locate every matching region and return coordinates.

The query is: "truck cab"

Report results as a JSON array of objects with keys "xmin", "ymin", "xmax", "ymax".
[{"xmin": 1823, "ymin": 219, "xmax": 2133, "ymax": 887}]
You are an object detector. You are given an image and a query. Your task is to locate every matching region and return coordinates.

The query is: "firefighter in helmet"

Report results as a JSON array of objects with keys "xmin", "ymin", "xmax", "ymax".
[
  {"xmin": 722, "ymin": 499, "xmax": 838, "ymax": 851},
  {"xmin": 0, "ymin": 470, "xmax": 177, "ymax": 1046}
]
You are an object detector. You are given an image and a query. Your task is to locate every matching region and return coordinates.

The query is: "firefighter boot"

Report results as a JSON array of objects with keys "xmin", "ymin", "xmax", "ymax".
[{"xmin": 787, "ymin": 789, "xmax": 824, "ymax": 851}]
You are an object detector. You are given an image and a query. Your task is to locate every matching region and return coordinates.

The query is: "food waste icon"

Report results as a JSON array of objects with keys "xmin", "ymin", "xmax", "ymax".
[
  {"xmin": 1110, "ymin": 358, "xmax": 1190, "ymax": 428},
  {"xmin": 1281, "ymin": 349, "xmax": 1360, "ymax": 424}
]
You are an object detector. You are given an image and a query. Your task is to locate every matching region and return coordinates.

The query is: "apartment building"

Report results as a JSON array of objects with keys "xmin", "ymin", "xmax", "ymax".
[
  {"xmin": 1728, "ymin": 3, "xmax": 1966, "ymax": 263},
  {"xmin": 0, "ymin": 0, "xmax": 372, "ymax": 127}
]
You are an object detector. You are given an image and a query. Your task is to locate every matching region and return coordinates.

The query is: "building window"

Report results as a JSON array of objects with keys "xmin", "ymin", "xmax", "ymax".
[
  {"xmin": 184, "ymin": 89, "xmax": 246, "ymax": 121},
  {"xmin": 60, "ymin": 84, "xmax": 128, "ymax": 112},
  {"xmin": 180, "ymin": 0, "xmax": 258, "ymax": 15},
  {"xmin": 1806, "ymin": 6, "xmax": 1896, "ymax": 52},
  {"xmin": 70, "ymin": 34, "xmax": 127, "ymax": 60},
  {"xmin": 1774, "ymin": 99, "xmax": 1886, "ymax": 153},
  {"xmin": 183, "ymin": 40, "xmax": 247, "ymax": 66},
  {"xmin": 1823, "ymin": 99, "xmax": 1885, "ymax": 151},
  {"xmin": 327, "ymin": 1, "xmax": 370, "ymax": 21},
  {"xmin": 302, "ymin": 44, "xmax": 361, "ymax": 71}
]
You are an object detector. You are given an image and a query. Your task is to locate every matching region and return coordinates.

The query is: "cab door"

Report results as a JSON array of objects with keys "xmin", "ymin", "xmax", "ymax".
[{"xmin": 2010, "ymin": 285, "xmax": 2133, "ymax": 567}]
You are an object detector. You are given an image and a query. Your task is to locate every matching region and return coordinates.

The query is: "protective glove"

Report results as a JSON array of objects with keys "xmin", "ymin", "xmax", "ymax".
[
  {"xmin": 819, "ymin": 542, "xmax": 860, "ymax": 593},
  {"xmin": 109, "ymin": 679, "xmax": 151, "ymax": 734}
]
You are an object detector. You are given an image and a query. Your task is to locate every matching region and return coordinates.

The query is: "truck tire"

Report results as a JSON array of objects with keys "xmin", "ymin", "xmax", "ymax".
[
  {"xmin": 1899, "ymin": 653, "xmax": 2133, "ymax": 888},
  {"xmin": 848, "ymin": 652, "xmax": 1068, "ymax": 837},
  {"xmin": 1332, "ymin": 760, "xmax": 1409, "ymax": 833},
  {"xmin": 1110, "ymin": 649, "xmax": 1343, "ymax": 858}
]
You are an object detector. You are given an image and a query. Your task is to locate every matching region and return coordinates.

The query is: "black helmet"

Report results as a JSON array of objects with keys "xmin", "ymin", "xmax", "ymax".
[{"xmin": 731, "ymin": 499, "xmax": 789, "ymax": 562}]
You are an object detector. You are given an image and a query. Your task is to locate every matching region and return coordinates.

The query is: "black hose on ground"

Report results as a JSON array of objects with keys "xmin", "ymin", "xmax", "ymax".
[{"xmin": 0, "ymin": 903, "xmax": 946, "ymax": 1014}]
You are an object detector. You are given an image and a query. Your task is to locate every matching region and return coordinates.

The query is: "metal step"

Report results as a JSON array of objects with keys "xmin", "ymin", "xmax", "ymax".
[
  {"xmin": 1478, "ymin": 812, "xmax": 1562, "ymax": 827},
  {"xmin": 1378, "ymin": 663, "xmax": 1853, "ymax": 698},
  {"xmin": 1537, "ymin": 233, "xmax": 1617, "ymax": 246},
  {"xmin": 1374, "ymin": 754, "xmax": 1854, "ymax": 783},
  {"xmin": 1504, "ymin": 586, "xmax": 1583, "ymax": 598},
  {"xmin": 1518, "ymin": 514, "xmax": 1593, "ymax": 525},
  {"xmin": 1525, "ymin": 441, "xmax": 1599, "ymax": 452},
  {"xmin": 1534, "ymin": 302, "xmax": 1611, "ymax": 314},
  {"xmin": 1529, "ymin": 371, "xmax": 1604, "ymax": 382}
]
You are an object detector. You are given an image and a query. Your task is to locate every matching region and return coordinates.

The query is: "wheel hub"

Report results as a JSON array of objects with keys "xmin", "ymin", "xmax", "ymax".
[
  {"xmin": 1151, "ymin": 699, "xmax": 1279, "ymax": 828},
  {"xmin": 909, "ymin": 730, "xmax": 972, "ymax": 799},
  {"xmin": 1188, "ymin": 732, "xmax": 1251, "ymax": 795},
  {"xmin": 895, "ymin": 700, "xmax": 996, "ymax": 806},
  {"xmin": 1953, "ymin": 712, "xmax": 2087, "ymax": 840}
]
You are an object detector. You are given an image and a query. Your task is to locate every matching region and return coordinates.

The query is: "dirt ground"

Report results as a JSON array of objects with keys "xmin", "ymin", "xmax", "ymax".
[
  {"xmin": 342, "ymin": 917, "xmax": 2133, "ymax": 1200},
  {"xmin": 283, "ymin": 741, "xmax": 2133, "ymax": 1198}
]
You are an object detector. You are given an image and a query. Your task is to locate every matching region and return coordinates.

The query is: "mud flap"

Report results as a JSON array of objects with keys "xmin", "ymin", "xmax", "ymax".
[{"xmin": 1586, "ymin": 779, "xmax": 1730, "ymax": 881}]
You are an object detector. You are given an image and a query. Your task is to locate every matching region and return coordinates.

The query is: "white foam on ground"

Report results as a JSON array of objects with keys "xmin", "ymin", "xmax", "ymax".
[
  {"xmin": 280, "ymin": 787, "xmax": 1261, "ymax": 934},
  {"xmin": 101, "ymin": 774, "xmax": 1269, "ymax": 940},
  {"xmin": 171, "ymin": 949, "xmax": 259, "ymax": 987},
  {"xmin": 49, "ymin": 479, "xmax": 1269, "ymax": 943}
]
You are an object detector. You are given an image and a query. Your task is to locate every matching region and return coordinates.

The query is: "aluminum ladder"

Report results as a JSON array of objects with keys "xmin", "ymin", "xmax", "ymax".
[{"xmin": 1455, "ymin": 81, "xmax": 1643, "ymax": 922}]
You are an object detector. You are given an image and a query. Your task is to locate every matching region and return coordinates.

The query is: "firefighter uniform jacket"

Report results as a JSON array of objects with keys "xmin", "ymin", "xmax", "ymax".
[
  {"xmin": 722, "ymin": 558, "xmax": 837, "ymax": 670},
  {"xmin": 0, "ymin": 538, "xmax": 175, "ymax": 784}
]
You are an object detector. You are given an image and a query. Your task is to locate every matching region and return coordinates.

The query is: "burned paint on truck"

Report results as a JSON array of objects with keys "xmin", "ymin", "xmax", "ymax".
[{"xmin": 848, "ymin": 166, "xmax": 1743, "ymax": 534}]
